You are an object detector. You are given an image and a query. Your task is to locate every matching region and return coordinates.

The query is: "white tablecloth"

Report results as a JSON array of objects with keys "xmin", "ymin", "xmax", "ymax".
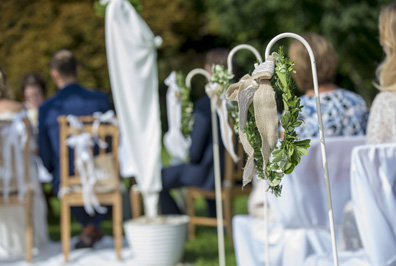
[{"xmin": 233, "ymin": 136, "xmax": 366, "ymax": 266}]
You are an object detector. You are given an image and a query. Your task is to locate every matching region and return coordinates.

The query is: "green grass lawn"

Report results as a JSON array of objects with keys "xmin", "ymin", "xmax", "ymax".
[{"xmin": 46, "ymin": 188, "xmax": 248, "ymax": 266}]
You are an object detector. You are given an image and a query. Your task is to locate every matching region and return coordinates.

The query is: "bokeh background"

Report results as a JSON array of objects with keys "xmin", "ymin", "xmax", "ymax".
[{"xmin": 0, "ymin": 0, "xmax": 391, "ymax": 132}]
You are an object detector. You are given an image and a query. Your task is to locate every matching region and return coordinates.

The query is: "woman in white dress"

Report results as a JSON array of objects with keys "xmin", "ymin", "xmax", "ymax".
[
  {"xmin": 366, "ymin": 3, "xmax": 396, "ymax": 144},
  {"xmin": 0, "ymin": 67, "xmax": 48, "ymax": 259}
]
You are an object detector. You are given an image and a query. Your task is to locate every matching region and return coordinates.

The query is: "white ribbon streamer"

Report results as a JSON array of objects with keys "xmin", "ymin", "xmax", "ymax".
[
  {"xmin": 163, "ymin": 71, "xmax": 191, "ymax": 161},
  {"xmin": 92, "ymin": 110, "xmax": 118, "ymax": 149},
  {"xmin": 0, "ymin": 113, "xmax": 28, "ymax": 202},
  {"xmin": 62, "ymin": 115, "xmax": 108, "ymax": 216},
  {"xmin": 206, "ymin": 82, "xmax": 239, "ymax": 163}
]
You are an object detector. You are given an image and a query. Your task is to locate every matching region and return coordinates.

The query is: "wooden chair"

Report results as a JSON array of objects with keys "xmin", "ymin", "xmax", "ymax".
[
  {"xmin": 186, "ymin": 136, "xmax": 251, "ymax": 241},
  {"xmin": 0, "ymin": 118, "xmax": 33, "ymax": 262},
  {"xmin": 58, "ymin": 115, "xmax": 122, "ymax": 262}
]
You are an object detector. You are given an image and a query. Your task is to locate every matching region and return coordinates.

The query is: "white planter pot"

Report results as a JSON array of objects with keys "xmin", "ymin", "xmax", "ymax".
[{"xmin": 124, "ymin": 215, "xmax": 189, "ymax": 266}]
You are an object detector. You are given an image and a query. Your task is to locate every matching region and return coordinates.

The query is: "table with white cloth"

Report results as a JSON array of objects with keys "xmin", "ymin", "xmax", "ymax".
[
  {"xmin": 233, "ymin": 136, "xmax": 366, "ymax": 266},
  {"xmin": 305, "ymin": 143, "xmax": 396, "ymax": 266}
]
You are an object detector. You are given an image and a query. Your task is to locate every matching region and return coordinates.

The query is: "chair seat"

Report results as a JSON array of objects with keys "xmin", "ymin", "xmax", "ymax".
[{"xmin": 61, "ymin": 184, "xmax": 118, "ymax": 194}]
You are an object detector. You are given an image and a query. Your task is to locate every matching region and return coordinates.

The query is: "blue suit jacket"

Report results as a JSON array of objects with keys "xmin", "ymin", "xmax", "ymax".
[
  {"xmin": 38, "ymin": 83, "xmax": 111, "ymax": 192},
  {"xmin": 161, "ymin": 95, "xmax": 225, "ymax": 191}
]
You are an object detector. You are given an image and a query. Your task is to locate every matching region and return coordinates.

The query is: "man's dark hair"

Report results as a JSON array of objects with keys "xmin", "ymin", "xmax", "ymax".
[
  {"xmin": 50, "ymin": 49, "xmax": 78, "ymax": 79},
  {"xmin": 205, "ymin": 48, "xmax": 230, "ymax": 67}
]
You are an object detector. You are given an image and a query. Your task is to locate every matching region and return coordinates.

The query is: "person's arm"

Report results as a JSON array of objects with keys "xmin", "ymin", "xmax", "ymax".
[{"xmin": 38, "ymin": 106, "xmax": 54, "ymax": 172}]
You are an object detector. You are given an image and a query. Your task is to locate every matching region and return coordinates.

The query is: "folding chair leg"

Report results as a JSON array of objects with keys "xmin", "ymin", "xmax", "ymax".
[
  {"xmin": 114, "ymin": 193, "xmax": 123, "ymax": 260},
  {"xmin": 224, "ymin": 193, "xmax": 233, "ymax": 241},
  {"xmin": 61, "ymin": 198, "xmax": 70, "ymax": 262},
  {"xmin": 186, "ymin": 192, "xmax": 196, "ymax": 241},
  {"xmin": 25, "ymin": 192, "xmax": 33, "ymax": 263}
]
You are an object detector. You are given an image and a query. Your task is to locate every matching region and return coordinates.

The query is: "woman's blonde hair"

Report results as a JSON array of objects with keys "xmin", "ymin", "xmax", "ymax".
[
  {"xmin": 0, "ymin": 67, "xmax": 9, "ymax": 99},
  {"xmin": 288, "ymin": 33, "xmax": 338, "ymax": 93},
  {"xmin": 376, "ymin": 3, "xmax": 396, "ymax": 91}
]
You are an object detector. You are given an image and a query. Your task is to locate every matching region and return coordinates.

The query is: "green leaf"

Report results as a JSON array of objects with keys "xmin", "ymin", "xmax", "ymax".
[
  {"xmin": 295, "ymin": 145, "xmax": 308, "ymax": 156},
  {"xmin": 271, "ymin": 149, "xmax": 284, "ymax": 163}
]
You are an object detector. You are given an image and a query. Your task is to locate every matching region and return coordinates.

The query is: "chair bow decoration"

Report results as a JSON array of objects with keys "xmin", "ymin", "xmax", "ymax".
[
  {"xmin": 92, "ymin": 110, "xmax": 118, "ymax": 149},
  {"xmin": 205, "ymin": 82, "xmax": 239, "ymax": 162},
  {"xmin": 0, "ymin": 113, "xmax": 28, "ymax": 202},
  {"xmin": 226, "ymin": 56, "xmax": 278, "ymax": 187},
  {"xmin": 61, "ymin": 115, "xmax": 108, "ymax": 216},
  {"xmin": 163, "ymin": 71, "xmax": 192, "ymax": 161}
]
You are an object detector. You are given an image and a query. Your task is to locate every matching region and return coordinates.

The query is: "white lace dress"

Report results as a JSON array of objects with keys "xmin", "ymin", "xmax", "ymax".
[
  {"xmin": 0, "ymin": 111, "xmax": 49, "ymax": 259},
  {"xmin": 366, "ymin": 91, "xmax": 396, "ymax": 144}
]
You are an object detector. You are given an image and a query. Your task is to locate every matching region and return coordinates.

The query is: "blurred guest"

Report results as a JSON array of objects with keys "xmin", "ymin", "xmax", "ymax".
[
  {"xmin": 20, "ymin": 73, "xmax": 46, "ymax": 138},
  {"xmin": 288, "ymin": 33, "xmax": 368, "ymax": 139},
  {"xmin": 39, "ymin": 50, "xmax": 111, "ymax": 248},
  {"xmin": 367, "ymin": 3, "xmax": 396, "ymax": 144},
  {"xmin": 160, "ymin": 49, "xmax": 227, "ymax": 216},
  {"xmin": 0, "ymin": 67, "xmax": 48, "ymax": 258},
  {"xmin": 0, "ymin": 67, "xmax": 23, "ymax": 114}
]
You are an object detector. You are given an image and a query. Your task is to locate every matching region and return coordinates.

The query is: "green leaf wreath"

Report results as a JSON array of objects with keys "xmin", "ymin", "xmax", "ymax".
[
  {"xmin": 176, "ymin": 71, "xmax": 194, "ymax": 138},
  {"xmin": 220, "ymin": 47, "xmax": 310, "ymax": 196},
  {"xmin": 210, "ymin": 64, "xmax": 240, "ymax": 133}
]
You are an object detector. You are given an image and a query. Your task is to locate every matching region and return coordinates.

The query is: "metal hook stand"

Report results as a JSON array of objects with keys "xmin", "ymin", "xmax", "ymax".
[
  {"xmin": 185, "ymin": 68, "xmax": 226, "ymax": 266},
  {"xmin": 227, "ymin": 44, "xmax": 263, "ymax": 73},
  {"xmin": 265, "ymin": 32, "xmax": 339, "ymax": 266},
  {"xmin": 226, "ymin": 43, "xmax": 271, "ymax": 266}
]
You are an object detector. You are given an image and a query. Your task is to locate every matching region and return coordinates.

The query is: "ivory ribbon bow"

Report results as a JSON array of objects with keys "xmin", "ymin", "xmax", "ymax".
[
  {"xmin": 60, "ymin": 115, "xmax": 108, "ymax": 216},
  {"xmin": 163, "ymin": 71, "xmax": 191, "ymax": 161},
  {"xmin": 226, "ymin": 56, "xmax": 278, "ymax": 186},
  {"xmin": 1, "ymin": 113, "xmax": 27, "ymax": 202},
  {"xmin": 205, "ymin": 82, "xmax": 239, "ymax": 162}
]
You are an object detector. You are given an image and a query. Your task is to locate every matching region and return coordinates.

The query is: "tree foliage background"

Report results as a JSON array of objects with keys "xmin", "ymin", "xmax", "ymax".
[{"xmin": 0, "ymin": 0, "xmax": 391, "ymax": 130}]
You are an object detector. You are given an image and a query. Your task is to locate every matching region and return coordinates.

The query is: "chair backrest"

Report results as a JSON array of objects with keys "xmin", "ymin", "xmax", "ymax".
[
  {"xmin": 58, "ymin": 115, "xmax": 120, "ymax": 189},
  {"xmin": 267, "ymin": 136, "xmax": 366, "ymax": 228},
  {"xmin": 351, "ymin": 143, "xmax": 396, "ymax": 266},
  {"xmin": 0, "ymin": 117, "xmax": 30, "ymax": 198}
]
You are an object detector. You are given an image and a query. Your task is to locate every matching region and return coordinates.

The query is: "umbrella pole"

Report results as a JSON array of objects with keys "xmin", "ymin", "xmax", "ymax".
[{"xmin": 265, "ymin": 32, "xmax": 339, "ymax": 266}]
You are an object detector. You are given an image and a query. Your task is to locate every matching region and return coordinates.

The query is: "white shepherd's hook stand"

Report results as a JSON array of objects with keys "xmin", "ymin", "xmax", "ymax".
[
  {"xmin": 227, "ymin": 44, "xmax": 263, "ymax": 74},
  {"xmin": 186, "ymin": 68, "xmax": 226, "ymax": 266},
  {"xmin": 226, "ymin": 44, "xmax": 271, "ymax": 266},
  {"xmin": 265, "ymin": 32, "xmax": 339, "ymax": 266}
]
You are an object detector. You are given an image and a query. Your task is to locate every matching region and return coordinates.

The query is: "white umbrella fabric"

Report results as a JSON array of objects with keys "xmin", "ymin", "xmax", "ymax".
[{"xmin": 105, "ymin": 0, "xmax": 163, "ymax": 217}]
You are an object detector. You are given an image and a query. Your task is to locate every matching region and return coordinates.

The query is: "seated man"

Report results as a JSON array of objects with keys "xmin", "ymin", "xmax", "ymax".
[
  {"xmin": 160, "ymin": 48, "xmax": 229, "ymax": 216},
  {"xmin": 39, "ymin": 50, "xmax": 112, "ymax": 248}
]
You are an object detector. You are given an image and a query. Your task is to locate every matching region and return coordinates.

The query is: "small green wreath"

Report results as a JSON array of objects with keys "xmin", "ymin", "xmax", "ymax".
[
  {"xmin": 210, "ymin": 64, "xmax": 240, "ymax": 133},
  {"xmin": 176, "ymin": 71, "xmax": 194, "ymax": 138},
  {"xmin": 224, "ymin": 47, "xmax": 310, "ymax": 196}
]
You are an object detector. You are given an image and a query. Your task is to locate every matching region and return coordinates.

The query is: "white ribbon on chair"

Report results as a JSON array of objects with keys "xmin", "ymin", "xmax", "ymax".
[
  {"xmin": 1, "ymin": 113, "xmax": 28, "ymax": 202},
  {"xmin": 60, "ymin": 115, "xmax": 108, "ymax": 216},
  {"xmin": 205, "ymin": 82, "xmax": 239, "ymax": 162},
  {"xmin": 163, "ymin": 71, "xmax": 191, "ymax": 161},
  {"xmin": 92, "ymin": 110, "xmax": 118, "ymax": 149}
]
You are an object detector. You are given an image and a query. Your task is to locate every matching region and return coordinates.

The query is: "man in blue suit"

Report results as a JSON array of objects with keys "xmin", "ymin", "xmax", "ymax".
[
  {"xmin": 160, "ymin": 48, "xmax": 229, "ymax": 216},
  {"xmin": 39, "ymin": 50, "xmax": 111, "ymax": 248},
  {"xmin": 160, "ymin": 94, "xmax": 225, "ymax": 216}
]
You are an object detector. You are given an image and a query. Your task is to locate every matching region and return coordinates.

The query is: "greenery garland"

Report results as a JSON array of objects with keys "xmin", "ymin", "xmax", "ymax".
[
  {"xmin": 210, "ymin": 64, "xmax": 240, "ymax": 133},
  {"xmin": 256, "ymin": 47, "xmax": 310, "ymax": 196},
  {"xmin": 176, "ymin": 71, "xmax": 194, "ymax": 138},
  {"xmin": 218, "ymin": 47, "xmax": 310, "ymax": 196}
]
